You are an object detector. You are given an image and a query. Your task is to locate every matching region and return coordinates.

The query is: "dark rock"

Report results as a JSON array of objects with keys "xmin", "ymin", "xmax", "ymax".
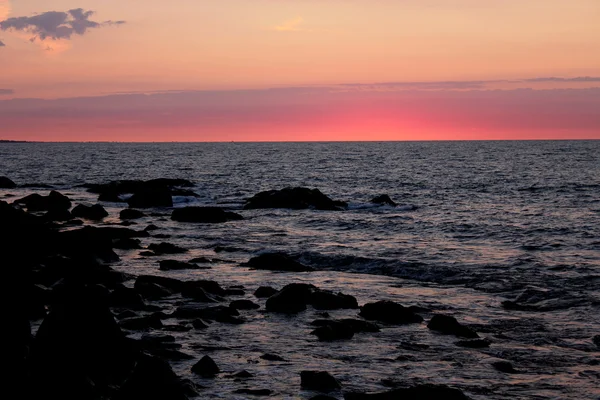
[
  {"xmin": 427, "ymin": 314, "xmax": 479, "ymax": 338},
  {"xmin": 260, "ymin": 353, "xmax": 285, "ymax": 361},
  {"xmin": 265, "ymin": 283, "xmax": 316, "ymax": 313},
  {"xmin": 99, "ymin": 191, "xmax": 124, "ymax": 202},
  {"xmin": 191, "ymin": 355, "xmax": 220, "ymax": 377},
  {"xmin": 128, "ymin": 186, "xmax": 173, "ymax": 208},
  {"xmin": 300, "ymin": 371, "xmax": 341, "ymax": 392},
  {"xmin": 224, "ymin": 288, "xmax": 245, "ymax": 296},
  {"xmin": 492, "ymin": 361, "xmax": 519, "ymax": 374},
  {"xmin": 173, "ymin": 305, "xmax": 243, "ymax": 324},
  {"xmin": 0, "ymin": 176, "xmax": 17, "ymax": 188},
  {"xmin": 234, "ymin": 389, "xmax": 272, "ymax": 396},
  {"xmin": 359, "ymin": 301, "xmax": 423, "ymax": 324},
  {"xmin": 183, "ymin": 279, "xmax": 226, "ymax": 296},
  {"xmin": 134, "ymin": 280, "xmax": 174, "ymax": 299},
  {"xmin": 231, "ymin": 370, "xmax": 253, "ymax": 378},
  {"xmin": 44, "ymin": 208, "xmax": 73, "ymax": 221},
  {"xmin": 114, "ymin": 238, "xmax": 143, "ymax": 250},
  {"xmin": 171, "ymin": 206, "xmax": 243, "ymax": 223},
  {"xmin": 162, "ymin": 324, "xmax": 192, "ymax": 332},
  {"xmin": 192, "ymin": 319, "xmax": 209, "ymax": 329},
  {"xmin": 139, "ymin": 251, "xmax": 156, "ymax": 256},
  {"xmin": 244, "ymin": 187, "xmax": 346, "ymax": 211},
  {"xmin": 136, "ymin": 275, "xmax": 185, "ymax": 292},
  {"xmin": 339, "ymin": 318, "xmax": 381, "ymax": 333},
  {"xmin": 310, "ymin": 290, "xmax": 358, "ymax": 310},
  {"xmin": 310, "ymin": 396, "xmax": 338, "ymax": 400},
  {"xmin": 148, "ymin": 242, "xmax": 188, "ymax": 254},
  {"xmin": 114, "ymin": 354, "xmax": 190, "ymax": 400},
  {"xmin": 159, "ymin": 259, "xmax": 200, "ymax": 271},
  {"xmin": 119, "ymin": 314, "xmax": 163, "ymax": 330},
  {"xmin": 144, "ymin": 224, "xmax": 160, "ymax": 231},
  {"xmin": 189, "ymin": 257, "xmax": 212, "ymax": 263},
  {"xmin": 344, "ymin": 384, "xmax": 470, "ymax": 400},
  {"xmin": 245, "ymin": 253, "xmax": 314, "ymax": 272},
  {"xmin": 456, "ymin": 338, "xmax": 491, "ymax": 348},
  {"xmin": 254, "ymin": 286, "xmax": 278, "ymax": 298},
  {"xmin": 230, "ymin": 299, "xmax": 260, "ymax": 310},
  {"xmin": 181, "ymin": 286, "xmax": 219, "ymax": 303},
  {"xmin": 593, "ymin": 335, "xmax": 600, "ymax": 348},
  {"xmin": 311, "ymin": 320, "xmax": 355, "ymax": 341},
  {"xmin": 120, "ymin": 209, "xmax": 146, "ymax": 220},
  {"xmin": 14, "ymin": 190, "xmax": 71, "ymax": 211},
  {"xmin": 109, "ymin": 284, "xmax": 146, "ymax": 309},
  {"xmin": 72, "ymin": 204, "xmax": 109, "ymax": 220},
  {"xmin": 371, "ymin": 194, "xmax": 397, "ymax": 207}
]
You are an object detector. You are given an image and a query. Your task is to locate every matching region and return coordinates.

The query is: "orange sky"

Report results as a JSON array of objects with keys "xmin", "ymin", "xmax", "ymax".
[{"xmin": 1, "ymin": 0, "xmax": 600, "ymax": 141}]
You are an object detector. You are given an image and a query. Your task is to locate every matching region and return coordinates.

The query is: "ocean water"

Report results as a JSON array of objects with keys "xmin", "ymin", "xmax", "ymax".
[{"xmin": 1, "ymin": 140, "xmax": 599, "ymax": 399}]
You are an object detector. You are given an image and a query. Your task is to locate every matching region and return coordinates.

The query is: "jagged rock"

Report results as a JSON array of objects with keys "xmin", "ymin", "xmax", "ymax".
[
  {"xmin": 0, "ymin": 176, "xmax": 17, "ymax": 188},
  {"xmin": 230, "ymin": 299, "xmax": 260, "ymax": 310},
  {"xmin": 14, "ymin": 190, "xmax": 71, "ymax": 211},
  {"xmin": 260, "ymin": 353, "xmax": 285, "ymax": 361},
  {"xmin": 427, "ymin": 314, "xmax": 479, "ymax": 338},
  {"xmin": 370, "ymin": 194, "xmax": 397, "ymax": 206},
  {"xmin": 71, "ymin": 204, "xmax": 109, "ymax": 220},
  {"xmin": 492, "ymin": 361, "xmax": 519, "ymax": 374},
  {"xmin": 191, "ymin": 355, "xmax": 220, "ymax": 377},
  {"xmin": 244, "ymin": 253, "xmax": 314, "ymax": 272},
  {"xmin": 359, "ymin": 301, "xmax": 423, "ymax": 324},
  {"xmin": 171, "ymin": 206, "xmax": 243, "ymax": 223},
  {"xmin": 159, "ymin": 260, "xmax": 200, "ymax": 271},
  {"xmin": 244, "ymin": 187, "xmax": 346, "ymax": 211},
  {"xmin": 120, "ymin": 209, "xmax": 146, "ymax": 220},
  {"xmin": 300, "ymin": 371, "xmax": 341, "ymax": 392},
  {"xmin": 344, "ymin": 384, "xmax": 470, "ymax": 400},
  {"xmin": 148, "ymin": 242, "xmax": 188, "ymax": 254},
  {"xmin": 114, "ymin": 354, "xmax": 190, "ymax": 400},
  {"xmin": 254, "ymin": 286, "xmax": 278, "ymax": 298}
]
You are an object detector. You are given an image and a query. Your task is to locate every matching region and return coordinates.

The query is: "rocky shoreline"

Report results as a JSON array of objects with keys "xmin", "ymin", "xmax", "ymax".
[{"xmin": 2, "ymin": 176, "xmax": 598, "ymax": 399}]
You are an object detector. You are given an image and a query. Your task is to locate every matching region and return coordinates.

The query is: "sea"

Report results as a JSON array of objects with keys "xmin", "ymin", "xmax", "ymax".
[{"xmin": 1, "ymin": 140, "xmax": 599, "ymax": 399}]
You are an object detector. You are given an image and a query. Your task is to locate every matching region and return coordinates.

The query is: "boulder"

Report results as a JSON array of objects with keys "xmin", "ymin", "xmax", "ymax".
[
  {"xmin": 120, "ymin": 209, "xmax": 146, "ymax": 220},
  {"xmin": 254, "ymin": 286, "xmax": 278, "ymax": 298},
  {"xmin": 359, "ymin": 301, "xmax": 423, "ymax": 324},
  {"xmin": 171, "ymin": 206, "xmax": 243, "ymax": 223},
  {"xmin": 159, "ymin": 260, "xmax": 200, "ymax": 271},
  {"xmin": 370, "ymin": 194, "xmax": 397, "ymax": 207},
  {"xmin": 191, "ymin": 355, "xmax": 220, "ymax": 377},
  {"xmin": 245, "ymin": 253, "xmax": 314, "ymax": 272},
  {"xmin": 260, "ymin": 353, "xmax": 285, "ymax": 361},
  {"xmin": 593, "ymin": 335, "xmax": 600, "ymax": 348},
  {"xmin": 71, "ymin": 204, "xmax": 109, "ymax": 220},
  {"xmin": 311, "ymin": 320, "xmax": 355, "ymax": 341},
  {"xmin": 230, "ymin": 299, "xmax": 261, "ymax": 310},
  {"xmin": 244, "ymin": 187, "xmax": 346, "ymax": 211},
  {"xmin": 427, "ymin": 314, "xmax": 479, "ymax": 338},
  {"xmin": 0, "ymin": 176, "xmax": 17, "ymax": 188},
  {"xmin": 181, "ymin": 287, "xmax": 219, "ymax": 303},
  {"xmin": 344, "ymin": 384, "xmax": 470, "ymax": 400},
  {"xmin": 44, "ymin": 208, "xmax": 73, "ymax": 221},
  {"xmin": 265, "ymin": 283, "xmax": 316, "ymax": 314},
  {"xmin": 128, "ymin": 187, "xmax": 173, "ymax": 208},
  {"xmin": 310, "ymin": 290, "xmax": 358, "ymax": 310},
  {"xmin": 14, "ymin": 190, "xmax": 71, "ymax": 211},
  {"xmin": 114, "ymin": 238, "xmax": 143, "ymax": 250},
  {"xmin": 148, "ymin": 242, "xmax": 188, "ymax": 254},
  {"xmin": 492, "ymin": 361, "xmax": 519, "ymax": 374},
  {"xmin": 300, "ymin": 371, "xmax": 341, "ymax": 392},
  {"xmin": 114, "ymin": 354, "xmax": 190, "ymax": 400}
]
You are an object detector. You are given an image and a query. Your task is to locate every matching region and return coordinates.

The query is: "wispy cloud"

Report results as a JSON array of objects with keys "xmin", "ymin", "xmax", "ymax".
[
  {"xmin": 0, "ymin": 8, "xmax": 124, "ymax": 49},
  {"xmin": 0, "ymin": 89, "xmax": 13, "ymax": 95},
  {"xmin": 270, "ymin": 17, "xmax": 305, "ymax": 32}
]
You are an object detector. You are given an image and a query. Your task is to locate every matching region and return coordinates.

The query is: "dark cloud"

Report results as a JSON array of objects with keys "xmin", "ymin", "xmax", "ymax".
[
  {"xmin": 0, "ymin": 8, "xmax": 124, "ymax": 42},
  {"xmin": 525, "ymin": 76, "xmax": 600, "ymax": 83},
  {"xmin": 0, "ymin": 89, "xmax": 14, "ymax": 95}
]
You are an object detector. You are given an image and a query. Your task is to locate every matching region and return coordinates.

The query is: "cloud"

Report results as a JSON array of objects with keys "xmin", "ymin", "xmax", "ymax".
[
  {"xmin": 271, "ymin": 17, "xmax": 305, "ymax": 32},
  {"xmin": 0, "ymin": 8, "xmax": 124, "ymax": 45},
  {"xmin": 524, "ymin": 76, "xmax": 600, "ymax": 83},
  {"xmin": 0, "ymin": 89, "xmax": 14, "ymax": 95},
  {"xmin": 0, "ymin": 39, "xmax": 4, "ymax": 46}
]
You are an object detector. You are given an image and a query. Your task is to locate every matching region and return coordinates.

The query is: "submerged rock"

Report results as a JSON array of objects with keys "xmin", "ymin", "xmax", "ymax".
[
  {"xmin": 359, "ymin": 301, "xmax": 423, "ymax": 324},
  {"xmin": 191, "ymin": 355, "xmax": 220, "ymax": 377},
  {"xmin": 344, "ymin": 384, "xmax": 470, "ymax": 400},
  {"xmin": 120, "ymin": 209, "xmax": 146, "ymax": 220},
  {"xmin": 254, "ymin": 286, "xmax": 278, "ymax": 298},
  {"xmin": 300, "ymin": 371, "xmax": 341, "ymax": 392},
  {"xmin": 370, "ymin": 194, "xmax": 397, "ymax": 207},
  {"xmin": 0, "ymin": 176, "xmax": 17, "ymax": 188},
  {"xmin": 492, "ymin": 361, "xmax": 519, "ymax": 374},
  {"xmin": 171, "ymin": 206, "xmax": 243, "ymax": 223},
  {"xmin": 245, "ymin": 253, "xmax": 314, "ymax": 272},
  {"xmin": 71, "ymin": 204, "xmax": 109, "ymax": 220},
  {"xmin": 244, "ymin": 187, "xmax": 346, "ymax": 211},
  {"xmin": 427, "ymin": 314, "xmax": 479, "ymax": 338}
]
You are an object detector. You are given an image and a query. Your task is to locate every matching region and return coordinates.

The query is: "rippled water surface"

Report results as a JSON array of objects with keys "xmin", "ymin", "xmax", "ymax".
[{"xmin": 1, "ymin": 141, "xmax": 599, "ymax": 399}]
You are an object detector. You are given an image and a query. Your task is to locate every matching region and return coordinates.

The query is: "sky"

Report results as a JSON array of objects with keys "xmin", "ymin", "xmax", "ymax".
[{"xmin": 0, "ymin": 0, "xmax": 599, "ymax": 141}]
